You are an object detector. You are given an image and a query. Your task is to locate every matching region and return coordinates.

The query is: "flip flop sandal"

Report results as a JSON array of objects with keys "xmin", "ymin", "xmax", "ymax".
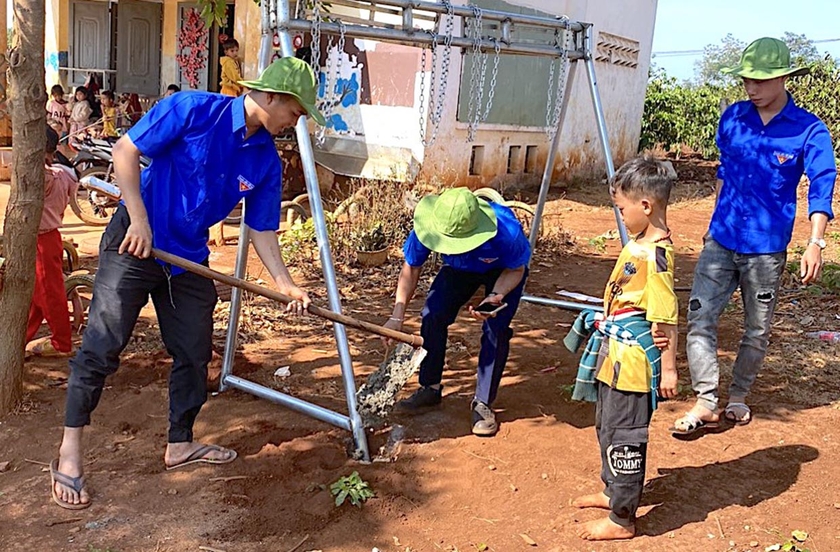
[
  {"xmin": 50, "ymin": 459, "xmax": 91, "ymax": 510},
  {"xmin": 724, "ymin": 402, "xmax": 752, "ymax": 426},
  {"xmin": 165, "ymin": 444, "xmax": 238, "ymax": 471},
  {"xmin": 669, "ymin": 412, "xmax": 720, "ymax": 436},
  {"xmin": 29, "ymin": 339, "xmax": 75, "ymax": 358}
]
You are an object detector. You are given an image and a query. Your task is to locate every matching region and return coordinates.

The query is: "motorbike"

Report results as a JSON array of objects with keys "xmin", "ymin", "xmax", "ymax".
[{"xmin": 68, "ymin": 137, "xmax": 150, "ymax": 226}]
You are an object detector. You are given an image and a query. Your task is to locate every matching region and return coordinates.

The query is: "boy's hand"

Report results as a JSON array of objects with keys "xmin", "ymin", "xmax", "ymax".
[
  {"xmin": 119, "ymin": 220, "xmax": 153, "ymax": 258},
  {"xmin": 381, "ymin": 316, "xmax": 403, "ymax": 348},
  {"xmin": 652, "ymin": 329, "xmax": 669, "ymax": 350},
  {"xmin": 658, "ymin": 367, "xmax": 679, "ymax": 399}
]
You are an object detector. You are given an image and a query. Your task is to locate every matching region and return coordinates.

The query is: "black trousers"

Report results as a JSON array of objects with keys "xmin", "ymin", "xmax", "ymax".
[
  {"xmin": 596, "ymin": 381, "xmax": 653, "ymax": 527},
  {"xmin": 419, "ymin": 266, "xmax": 527, "ymax": 405},
  {"xmin": 65, "ymin": 206, "xmax": 217, "ymax": 442}
]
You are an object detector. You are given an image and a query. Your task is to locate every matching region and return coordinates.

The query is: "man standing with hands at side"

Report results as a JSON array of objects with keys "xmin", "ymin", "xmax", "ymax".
[{"xmin": 672, "ymin": 38, "xmax": 836, "ymax": 435}]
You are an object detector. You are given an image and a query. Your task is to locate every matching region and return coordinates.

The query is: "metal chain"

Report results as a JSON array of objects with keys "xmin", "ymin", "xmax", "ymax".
[
  {"xmin": 545, "ymin": 58, "xmax": 556, "ymax": 132},
  {"xmin": 466, "ymin": 4, "xmax": 484, "ymax": 141},
  {"xmin": 310, "ymin": 1, "xmax": 322, "ymax": 75},
  {"xmin": 482, "ymin": 39, "xmax": 501, "ymax": 121},
  {"xmin": 467, "ymin": 7, "xmax": 502, "ymax": 142},
  {"xmin": 419, "ymin": 2, "xmax": 454, "ymax": 148},
  {"xmin": 546, "ymin": 20, "xmax": 571, "ymax": 141},
  {"xmin": 417, "ymin": 39, "xmax": 431, "ymax": 146}
]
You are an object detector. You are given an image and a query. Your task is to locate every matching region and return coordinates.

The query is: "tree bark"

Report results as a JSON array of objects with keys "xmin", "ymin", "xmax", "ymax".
[{"xmin": 0, "ymin": 0, "xmax": 45, "ymax": 413}]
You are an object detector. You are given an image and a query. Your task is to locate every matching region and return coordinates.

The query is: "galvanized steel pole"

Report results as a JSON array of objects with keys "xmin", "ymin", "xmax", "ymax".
[
  {"xmin": 276, "ymin": 0, "xmax": 371, "ymax": 461},
  {"xmin": 583, "ymin": 24, "xmax": 628, "ymax": 246},
  {"xmin": 528, "ymin": 61, "xmax": 577, "ymax": 252}
]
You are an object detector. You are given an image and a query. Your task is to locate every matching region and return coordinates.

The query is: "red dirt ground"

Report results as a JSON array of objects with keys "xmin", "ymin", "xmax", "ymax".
[{"xmin": 2, "ymin": 157, "xmax": 840, "ymax": 552}]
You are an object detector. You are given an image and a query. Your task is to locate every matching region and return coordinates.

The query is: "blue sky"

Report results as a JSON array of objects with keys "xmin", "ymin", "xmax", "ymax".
[{"xmin": 652, "ymin": 0, "xmax": 840, "ymax": 82}]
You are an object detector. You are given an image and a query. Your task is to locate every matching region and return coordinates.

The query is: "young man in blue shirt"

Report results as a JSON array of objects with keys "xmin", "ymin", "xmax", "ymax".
[
  {"xmin": 672, "ymin": 38, "xmax": 836, "ymax": 435},
  {"xmin": 50, "ymin": 58, "xmax": 325, "ymax": 509},
  {"xmin": 383, "ymin": 187, "xmax": 531, "ymax": 436}
]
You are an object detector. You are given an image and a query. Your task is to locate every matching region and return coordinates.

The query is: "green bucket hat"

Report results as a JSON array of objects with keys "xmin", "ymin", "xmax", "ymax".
[
  {"xmin": 413, "ymin": 188, "xmax": 498, "ymax": 255},
  {"xmin": 239, "ymin": 57, "xmax": 326, "ymax": 125},
  {"xmin": 722, "ymin": 37, "xmax": 809, "ymax": 80}
]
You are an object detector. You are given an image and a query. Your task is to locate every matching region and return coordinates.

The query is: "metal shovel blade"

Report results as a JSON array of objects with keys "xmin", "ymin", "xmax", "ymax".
[{"xmin": 356, "ymin": 343, "xmax": 427, "ymax": 428}]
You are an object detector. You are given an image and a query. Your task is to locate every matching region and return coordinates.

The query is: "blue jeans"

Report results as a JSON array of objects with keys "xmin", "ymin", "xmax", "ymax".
[
  {"xmin": 419, "ymin": 266, "xmax": 527, "ymax": 405},
  {"xmin": 686, "ymin": 238, "xmax": 786, "ymax": 412}
]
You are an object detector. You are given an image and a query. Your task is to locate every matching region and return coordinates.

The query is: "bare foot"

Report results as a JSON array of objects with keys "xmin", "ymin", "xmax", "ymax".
[
  {"xmin": 571, "ymin": 491, "xmax": 610, "ymax": 509},
  {"xmin": 54, "ymin": 449, "xmax": 90, "ymax": 507},
  {"xmin": 164, "ymin": 442, "xmax": 236, "ymax": 467},
  {"xmin": 577, "ymin": 517, "xmax": 635, "ymax": 541}
]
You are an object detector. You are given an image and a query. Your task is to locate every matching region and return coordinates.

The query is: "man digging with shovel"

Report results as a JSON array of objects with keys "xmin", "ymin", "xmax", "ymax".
[
  {"xmin": 384, "ymin": 188, "xmax": 531, "ymax": 436},
  {"xmin": 50, "ymin": 57, "xmax": 323, "ymax": 510}
]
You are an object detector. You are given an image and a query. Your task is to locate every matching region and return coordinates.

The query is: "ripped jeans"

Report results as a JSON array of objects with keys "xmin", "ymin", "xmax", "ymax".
[{"xmin": 686, "ymin": 238, "xmax": 786, "ymax": 412}]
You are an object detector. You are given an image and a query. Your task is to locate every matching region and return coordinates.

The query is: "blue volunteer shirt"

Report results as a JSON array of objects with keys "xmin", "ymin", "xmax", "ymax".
[
  {"xmin": 403, "ymin": 202, "xmax": 531, "ymax": 272},
  {"xmin": 711, "ymin": 95, "xmax": 836, "ymax": 254},
  {"xmin": 127, "ymin": 93, "xmax": 282, "ymax": 273}
]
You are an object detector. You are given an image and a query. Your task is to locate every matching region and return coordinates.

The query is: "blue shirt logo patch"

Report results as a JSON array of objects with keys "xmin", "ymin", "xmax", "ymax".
[
  {"xmin": 238, "ymin": 175, "xmax": 255, "ymax": 192},
  {"xmin": 774, "ymin": 152, "xmax": 794, "ymax": 164}
]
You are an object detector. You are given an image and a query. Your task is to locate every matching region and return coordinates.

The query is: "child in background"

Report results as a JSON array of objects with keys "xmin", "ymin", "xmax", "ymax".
[
  {"xmin": 119, "ymin": 93, "xmax": 144, "ymax": 126},
  {"xmin": 25, "ymin": 126, "xmax": 79, "ymax": 357},
  {"xmin": 165, "ymin": 84, "xmax": 181, "ymax": 97},
  {"xmin": 220, "ymin": 38, "xmax": 243, "ymax": 96},
  {"xmin": 99, "ymin": 90, "xmax": 119, "ymax": 139},
  {"xmin": 68, "ymin": 86, "xmax": 93, "ymax": 141},
  {"xmin": 46, "ymin": 84, "xmax": 69, "ymax": 136},
  {"xmin": 564, "ymin": 156, "xmax": 679, "ymax": 541}
]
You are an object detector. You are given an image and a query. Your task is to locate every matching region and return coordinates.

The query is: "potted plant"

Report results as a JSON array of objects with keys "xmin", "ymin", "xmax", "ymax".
[{"xmin": 353, "ymin": 221, "xmax": 389, "ymax": 267}]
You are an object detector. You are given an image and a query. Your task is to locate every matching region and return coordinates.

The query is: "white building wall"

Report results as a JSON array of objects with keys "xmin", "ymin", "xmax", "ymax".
[{"xmin": 419, "ymin": 0, "xmax": 658, "ymax": 188}]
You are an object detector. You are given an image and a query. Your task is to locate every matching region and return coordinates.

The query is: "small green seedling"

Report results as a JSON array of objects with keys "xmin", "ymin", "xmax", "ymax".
[
  {"xmin": 767, "ymin": 530, "xmax": 811, "ymax": 552},
  {"xmin": 587, "ymin": 235, "xmax": 608, "ymax": 253},
  {"xmin": 560, "ymin": 383, "xmax": 576, "ymax": 396},
  {"xmin": 330, "ymin": 471, "xmax": 374, "ymax": 507}
]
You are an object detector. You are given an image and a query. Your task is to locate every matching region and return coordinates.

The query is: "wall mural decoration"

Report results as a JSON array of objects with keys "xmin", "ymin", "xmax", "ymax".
[
  {"xmin": 176, "ymin": 8, "xmax": 210, "ymax": 89},
  {"xmin": 316, "ymin": 45, "xmax": 363, "ymax": 136}
]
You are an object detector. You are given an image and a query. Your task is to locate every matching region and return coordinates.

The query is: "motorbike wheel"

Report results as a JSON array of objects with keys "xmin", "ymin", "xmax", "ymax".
[
  {"xmin": 65, "ymin": 273, "xmax": 95, "ymax": 334},
  {"xmin": 224, "ymin": 201, "xmax": 243, "ymax": 225},
  {"xmin": 71, "ymin": 166, "xmax": 119, "ymax": 226}
]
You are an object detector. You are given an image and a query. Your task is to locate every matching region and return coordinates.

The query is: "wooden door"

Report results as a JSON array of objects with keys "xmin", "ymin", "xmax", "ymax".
[
  {"xmin": 116, "ymin": 0, "xmax": 162, "ymax": 95},
  {"xmin": 70, "ymin": 1, "xmax": 110, "ymax": 88}
]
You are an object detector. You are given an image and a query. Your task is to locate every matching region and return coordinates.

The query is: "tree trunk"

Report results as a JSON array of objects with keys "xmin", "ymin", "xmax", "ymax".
[{"xmin": 0, "ymin": 0, "xmax": 45, "ymax": 413}]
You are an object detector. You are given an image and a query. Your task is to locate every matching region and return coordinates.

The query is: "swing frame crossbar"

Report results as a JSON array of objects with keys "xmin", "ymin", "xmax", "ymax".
[
  {"xmin": 222, "ymin": 0, "xmax": 627, "ymax": 461},
  {"xmin": 283, "ymin": 0, "xmax": 582, "ymax": 59}
]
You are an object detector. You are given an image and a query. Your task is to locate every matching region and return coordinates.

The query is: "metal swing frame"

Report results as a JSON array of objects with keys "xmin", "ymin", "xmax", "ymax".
[{"xmin": 221, "ymin": 0, "xmax": 627, "ymax": 461}]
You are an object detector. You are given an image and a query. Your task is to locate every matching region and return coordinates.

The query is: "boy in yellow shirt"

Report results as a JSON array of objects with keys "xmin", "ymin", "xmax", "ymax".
[
  {"xmin": 564, "ymin": 156, "xmax": 679, "ymax": 541},
  {"xmin": 220, "ymin": 38, "xmax": 243, "ymax": 97},
  {"xmin": 99, "ymin": 90, "xmax": 119, "ymax": 138}
]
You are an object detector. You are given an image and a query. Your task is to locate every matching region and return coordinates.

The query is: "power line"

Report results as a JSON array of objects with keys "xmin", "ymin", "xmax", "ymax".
[{"xmin": 653, "ymin": 37, "xmax": 840, "ymax": 58}]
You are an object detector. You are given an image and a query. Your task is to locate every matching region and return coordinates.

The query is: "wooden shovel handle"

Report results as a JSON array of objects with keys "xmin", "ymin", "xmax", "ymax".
[{"xmin": 152, "ymin": 248, "xmax": 423, "ymax": 347}]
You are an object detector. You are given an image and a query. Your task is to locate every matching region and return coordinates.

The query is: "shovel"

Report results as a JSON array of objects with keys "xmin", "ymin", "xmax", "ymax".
[{"xmin": 152, "ymin": 248, "xmax": 426, "ymax": 426}]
